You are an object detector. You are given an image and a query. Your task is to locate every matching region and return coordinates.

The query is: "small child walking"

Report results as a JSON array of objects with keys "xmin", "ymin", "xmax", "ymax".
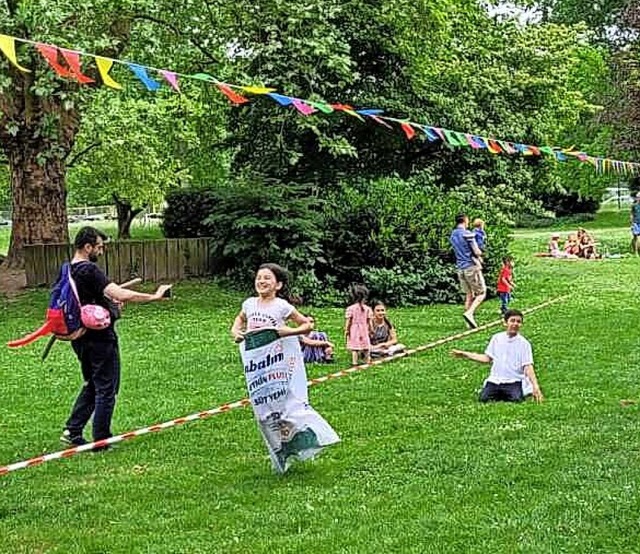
[
  {"xmin": 496, "ymin": 256, "xmax": 515, "ymax": 315},
  {"xmin": 345, "ymin": 285, "xmax": 373, "ymax": 366}
]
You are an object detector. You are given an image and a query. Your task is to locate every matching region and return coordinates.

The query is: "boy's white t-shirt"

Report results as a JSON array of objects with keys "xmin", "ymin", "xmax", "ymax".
[
  {"xmin": 484, "ymin": 331, "xmax": 534, "ymax": 386},
  {"xmin": 242, "ymin": 297, "xmax": 295, "ymax": 330}
]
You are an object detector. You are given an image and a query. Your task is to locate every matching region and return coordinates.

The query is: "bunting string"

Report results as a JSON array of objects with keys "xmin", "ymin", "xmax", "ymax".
[{"xmin": 1, "ymin": 33, "xmax": 638, "ymax": 175}]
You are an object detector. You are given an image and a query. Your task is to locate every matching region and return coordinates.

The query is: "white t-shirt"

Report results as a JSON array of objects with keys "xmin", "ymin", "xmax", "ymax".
[
  {"xmin": 484, "ymin": 331, "xmax": 534, "ymax": 386},
  {"xmin": 242, "ymin": 297, "xmax": 295, "ymax": 330}
]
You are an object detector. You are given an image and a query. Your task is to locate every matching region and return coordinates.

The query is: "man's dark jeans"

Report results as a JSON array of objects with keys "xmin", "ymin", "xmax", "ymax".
[
  {"xmin": 479, "ymin": 381, "xmax": 523, "ymax": 403},
  {"xmin": 66, "ymin": 339, "xmax": 120, "ymax": 441}
]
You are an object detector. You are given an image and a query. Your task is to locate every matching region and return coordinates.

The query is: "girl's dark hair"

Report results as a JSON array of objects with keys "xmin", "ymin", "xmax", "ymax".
[
  {"xmin": 258, "ymin": 263, "xmax": 291, "ymax": 300},
  {"xmin": 372, "ymin": 301, "xmax": 393, "ymax": 329},
  {"xmin": 350, "ymin": 284, "xmax": 369, "ymax": 304}
]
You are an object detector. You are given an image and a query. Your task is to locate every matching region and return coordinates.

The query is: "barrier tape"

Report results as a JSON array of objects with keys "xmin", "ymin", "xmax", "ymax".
[{"xmin": 0, "ymin": 295, "xmax": 567, "ymax": 477}]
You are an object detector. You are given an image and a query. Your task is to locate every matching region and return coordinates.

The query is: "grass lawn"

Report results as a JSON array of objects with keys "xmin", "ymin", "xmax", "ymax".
[{"xmin": 1, "ymin": 213, "xmax": 639, "ymax": 553}]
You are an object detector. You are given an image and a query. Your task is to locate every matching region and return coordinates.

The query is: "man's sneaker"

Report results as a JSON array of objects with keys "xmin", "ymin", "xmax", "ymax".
[
  {"xmin": 463, "ymin": 312, "xmax": 478, "ymax": 329},
  {"xmin": 60, "ymin": 429, "xmax": 88, "ymax": 447}
]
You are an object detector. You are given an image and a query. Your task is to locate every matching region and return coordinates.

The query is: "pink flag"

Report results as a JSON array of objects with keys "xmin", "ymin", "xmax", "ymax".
[
  {"xmin": 160, "ymin": 70, "xmax": 180, "ymax": 92},
  {"xmin": 292, "ymin": 99, "xmax": 316, "ymax": 115}
]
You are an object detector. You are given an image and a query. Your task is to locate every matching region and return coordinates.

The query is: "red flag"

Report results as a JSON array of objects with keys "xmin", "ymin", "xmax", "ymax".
[
  {"xmin": 487, "ymin": 140, "xmax": 503, "ymax": 154},
  {"xmin": 400, "ymin": 122, "xmax": 416, "ymax": 140},
  {"xmin": 60, "ymin": 49, "xmax": 95, "ymax": 84},
  {"xmin": 36, "ymin": 44, "xmax": 72, "ymax": 78},
  {"xmin": 216, "ymin": 84, "xmax": 249, "ymax": 105}
]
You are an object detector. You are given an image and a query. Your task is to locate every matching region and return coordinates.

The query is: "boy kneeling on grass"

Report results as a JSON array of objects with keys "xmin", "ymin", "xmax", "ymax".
[{"xmin": 450, "ymin": 309, "xmax": 544, "ymax": 403}]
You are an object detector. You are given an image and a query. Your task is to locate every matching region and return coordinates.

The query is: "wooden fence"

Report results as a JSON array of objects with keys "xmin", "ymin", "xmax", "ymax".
[{"xmin": 24, "ymin": 238, "xmax": 213, "ymax": 286}]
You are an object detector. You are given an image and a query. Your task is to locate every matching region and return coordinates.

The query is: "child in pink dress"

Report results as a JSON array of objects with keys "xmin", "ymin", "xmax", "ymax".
[{"xmin": 345, "ymin": 285, "xmax": 373, "ymax": 366}]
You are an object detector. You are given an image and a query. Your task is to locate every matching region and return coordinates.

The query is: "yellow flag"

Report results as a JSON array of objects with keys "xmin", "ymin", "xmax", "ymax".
[
  {"xmin": 0, "ymin": 34, "xmax": 30, "ymax": 72},
  {"xmin": 95, "ymin": 56, "xmax": 122, "ymax": 89},
  {"xmin": 240, "ymin": 85, "xmax": 276, "ymax": 94}
]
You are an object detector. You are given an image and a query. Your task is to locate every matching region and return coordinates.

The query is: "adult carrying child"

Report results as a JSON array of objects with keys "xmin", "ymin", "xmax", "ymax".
[{"xmin": 231, "ymin": 263, "xmax": 340, "ymax": 474}]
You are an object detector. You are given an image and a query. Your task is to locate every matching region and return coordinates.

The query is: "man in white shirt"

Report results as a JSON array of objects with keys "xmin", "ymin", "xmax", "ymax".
[{"xmin": 450, "ymin": 309, "xmax": 544, "ymax": 403}]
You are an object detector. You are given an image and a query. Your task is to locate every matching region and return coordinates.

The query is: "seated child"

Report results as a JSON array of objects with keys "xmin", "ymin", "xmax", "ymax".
[
  {"xmin": 548, "ymin": 233, "xmax": 562, "ymax": 257},
  {"xmin": 564, "ymin": 234, "xmax": 580, "ymax": 257},
  {"xmin": 299, "ymin": 315, "xmax": 334, "ymax": 363}
]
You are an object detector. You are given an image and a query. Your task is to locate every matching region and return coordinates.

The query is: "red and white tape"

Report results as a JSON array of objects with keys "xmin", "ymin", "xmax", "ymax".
[{"xmin": 0, "ymin": 296, "xmax": 567, "ymax": 477}]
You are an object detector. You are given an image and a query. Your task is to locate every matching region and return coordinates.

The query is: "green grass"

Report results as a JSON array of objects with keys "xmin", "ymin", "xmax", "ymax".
[
  {"xmin": 0, "ymin": 220, "xmax": 162, "ymax": 256},
  {"xmin": 1, "ymin": 215, "xmax": 640, "ymax": 552}
]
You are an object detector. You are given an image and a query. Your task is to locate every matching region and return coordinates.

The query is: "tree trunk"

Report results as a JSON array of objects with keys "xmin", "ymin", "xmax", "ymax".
[
  {"xmin": 2, "ymin": 143, "xmax": 70, "ymax": 269},
  {"xmin": 113, "ymin": 194, "xmax": 144, "ymax": 239}
]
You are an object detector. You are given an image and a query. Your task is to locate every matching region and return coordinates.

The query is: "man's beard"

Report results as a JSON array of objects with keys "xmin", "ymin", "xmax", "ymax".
[{"xmin": 89, "ymin": 253, "xmax": 99, "ymax": 263}]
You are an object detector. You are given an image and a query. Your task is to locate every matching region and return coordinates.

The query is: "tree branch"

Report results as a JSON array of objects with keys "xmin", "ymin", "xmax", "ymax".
[
  {"xmin": 132, "ymin": 14, "xmax": 220, "ymax": 65},
  {"xmin": 66, "ymin": 141, "xmax": 102, "ymax": 167}
]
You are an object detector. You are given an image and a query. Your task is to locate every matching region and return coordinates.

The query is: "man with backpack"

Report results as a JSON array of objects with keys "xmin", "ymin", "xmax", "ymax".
[{"xmin": 61, "ymin": 226, "xmax": 172, "ymax": 449}]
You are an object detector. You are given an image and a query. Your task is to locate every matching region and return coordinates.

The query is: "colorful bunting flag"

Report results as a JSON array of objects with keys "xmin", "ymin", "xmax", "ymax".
[
  {"xmin": 305, "ymin": 100, "xmax": 334, "ymax": 113},
  {"xmin": 59, "ymin": 49, "xmax": 94, "ymax": 84},
  {"xmin": 267, "ymin": 93, "xmax": 295, "ymax": 106},
  {"xmin": 95, "ymin": 57, "xmax": 122, "ymax": 89},
  {"xmin": 36, "ymin": 44, "xmax": 72, "ymax": 78},
  {"xmin": 292, "ymin": 98, "xmax": 316, "ymax": 115},
  {"xmin": 160, "ymin": 70, "xmax": 180, "ymax": 92},
  {"xmin": 368, "ymin": 115, "xmax": 393, "ymax": 129},
  {"xmin": 240, "ymin": 85, "xmax": 276, "ymax": 94},
  {"xmin": 128, "ymin": 64, "xmax": 162, "ymax": 91},
  {"xmin": 400, "ymin": 122, "xmax": 416, "ymax": 140},
  {"xmin": 487, "ymin": 140, "xmax": 502, "ymax": 154},
  {"xmin": 216, "ymin": 84, "xmax": 249, "ymax": 104},
  {"xmin": 1, "ymin": 32, "xmax": 638, "ymax": 176},
  {"xmin": 0, "ymin": 34, "xmax": 30, "ymax": 72},
  {"xmin": 191, "ymin": 73, "xmax": 217, "ymax": 82}
]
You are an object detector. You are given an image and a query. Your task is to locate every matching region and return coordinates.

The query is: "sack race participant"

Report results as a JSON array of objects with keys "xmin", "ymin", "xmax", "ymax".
[
  {"xmin": 231, "ymin": 263, "xmax": 339, "ymax": 473},
  {"xmin": 240, "ymin": 328, "xmax": 340, "ymax": 474}
]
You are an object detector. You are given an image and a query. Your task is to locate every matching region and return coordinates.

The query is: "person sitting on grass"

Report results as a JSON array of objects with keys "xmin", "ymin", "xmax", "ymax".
[
  {"xmin": 577, "ymin": 228, "xmax": 599, "ymax": 259},
  {"xmin": 299, "ymin": 314, "xmax": 335, "ymax": 363},
  {"xmin": 369, "ymin": 302, "xmax": 406, "ymax": 358},
  {"xmin": 450, "ymin": 309, "xmax": 544, "ymax": 403},
  {"xmin": 548, "ymin": 233, "xmax": 563, "ymax": 257},
  {"xmin": 564, "ymin": 234, "xmax": 581, "ymax": 257}
]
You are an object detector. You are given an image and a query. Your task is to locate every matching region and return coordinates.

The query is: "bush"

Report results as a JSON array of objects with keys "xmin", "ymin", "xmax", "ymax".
[
  {"xmin": 162, "ymin": 189, "xmax": 220, "ymax": 238},
  {"xmin": 202, "ymin": 177, "xmax": 324, "ymax": 284},
  {"xmin": 318, "ymin": 177, "xmax": 511, "ymax": 306},
  {"xmin": 361, "ymin": 260, "xmax": 459, "ymax": 306}
]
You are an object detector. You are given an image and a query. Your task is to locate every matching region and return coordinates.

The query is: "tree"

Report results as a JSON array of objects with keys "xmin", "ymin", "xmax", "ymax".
[
  {"xmin": 66, "ymin": 88, "xmax": 229, "ymax": 238},
  {"xmin": 0, "ymin": 0, "xmax": 227, "ymax": 265},
  {"xmin": 0, "ymin": 1, "xmax": 143, "ymax": 266}
]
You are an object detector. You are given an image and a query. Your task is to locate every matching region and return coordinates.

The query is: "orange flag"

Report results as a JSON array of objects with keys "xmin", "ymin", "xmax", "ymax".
[
  {"xmin": 216, "ymin": 84, "xmax": 249, "ymax": 105},
  {"xmin": 400, "ymin": 122, "xmax": 416, "ymax": 140}
]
